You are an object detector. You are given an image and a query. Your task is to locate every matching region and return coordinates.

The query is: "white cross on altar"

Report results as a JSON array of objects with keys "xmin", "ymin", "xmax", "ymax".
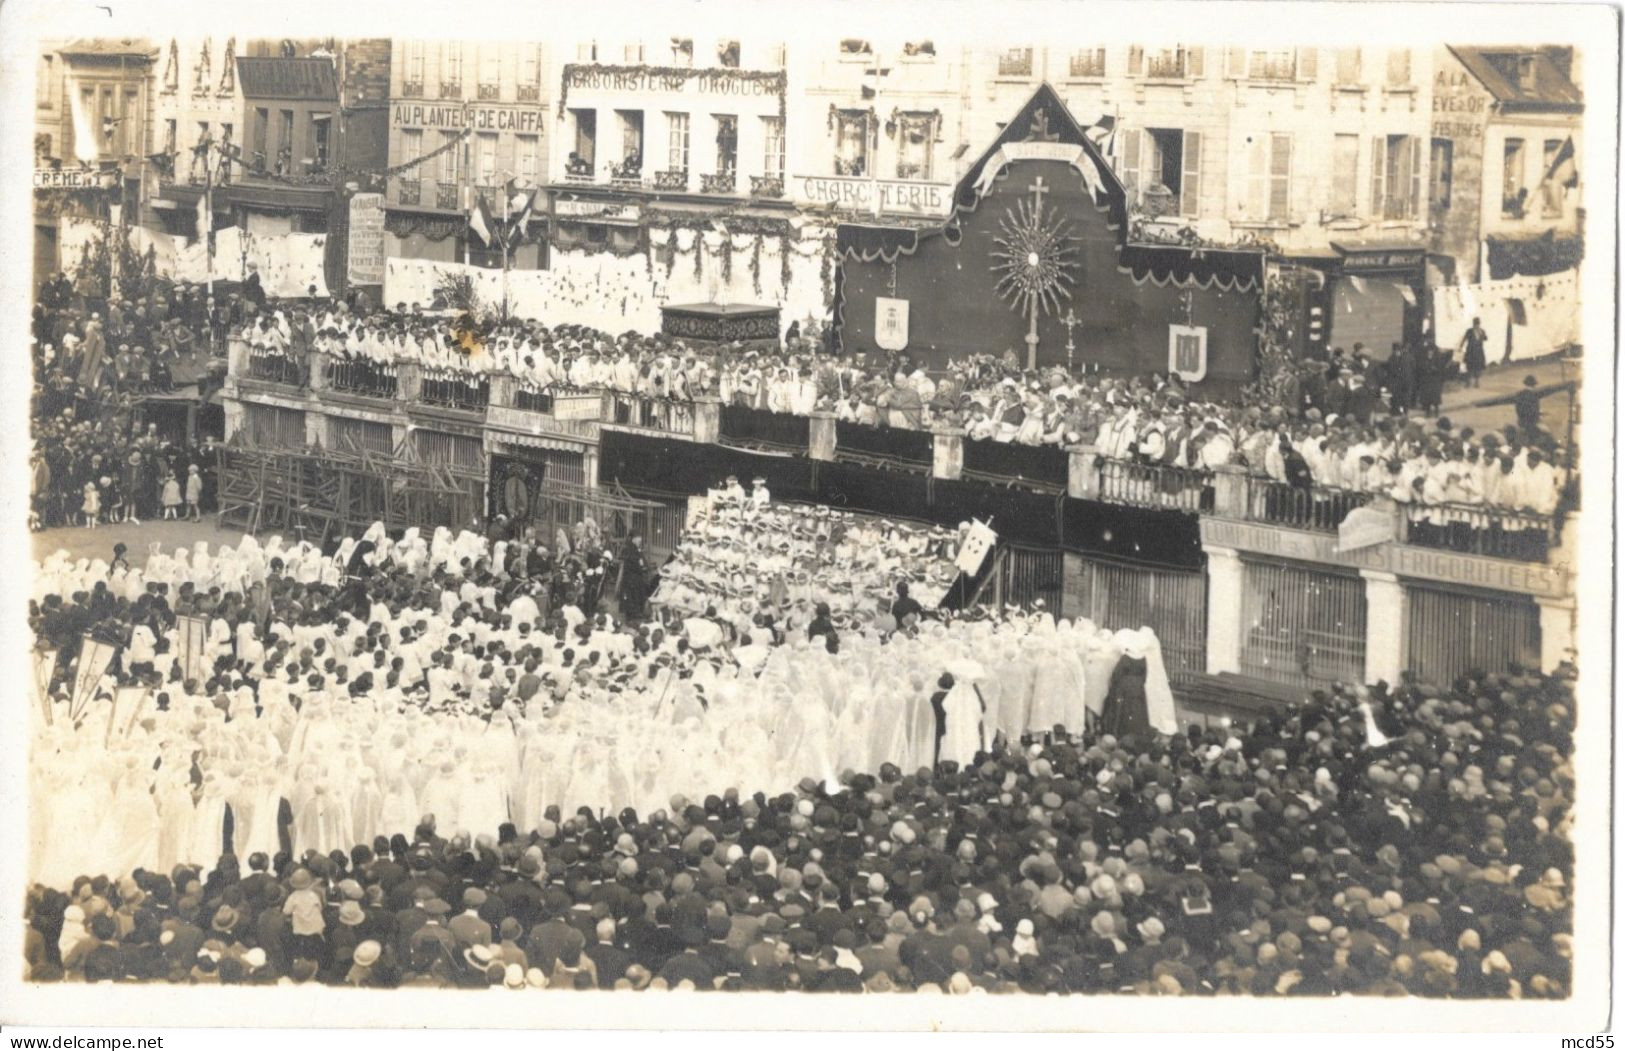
[{"xmin": 1029, "ymin": 176, "xmax": 1048, "ymax": 212}]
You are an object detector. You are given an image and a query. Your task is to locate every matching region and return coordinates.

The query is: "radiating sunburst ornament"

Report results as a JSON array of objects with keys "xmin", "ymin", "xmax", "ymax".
[
  {"xmin": 991, "ymin": 199, "xmax": 1079, "ymax": 315},
  {"xmin": 989, "ymin": 179, "xmax": 1080, "ymax": 367}
]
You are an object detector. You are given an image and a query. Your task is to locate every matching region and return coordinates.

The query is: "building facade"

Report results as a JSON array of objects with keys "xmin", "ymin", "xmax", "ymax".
[
  {"xmin": 788, "ymin": 36, "xmax": 963, "ymax": 221},
  {"xmin": 959, "ymin": 45, "xmax": 1437, "ymax": 358},
  {"xmin": 383, "ymin": 39, "xmax": 552, "ymax": 269},
  {"xmin": 33, "ymin": 39, "xmax": 157, "ymax": 286},
  {"xmin": 1429, "ymin": 46, "xmax": 1583, "ymax": 283}
]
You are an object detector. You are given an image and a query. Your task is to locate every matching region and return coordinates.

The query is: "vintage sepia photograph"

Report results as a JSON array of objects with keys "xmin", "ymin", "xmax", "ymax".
[{"xmin": 0, "ymin": 0, "xmax": 1615, "ymax": 1035}]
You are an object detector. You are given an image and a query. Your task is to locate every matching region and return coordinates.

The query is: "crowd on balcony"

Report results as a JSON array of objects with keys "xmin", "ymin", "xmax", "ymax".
[
  {"xmin": 232, "ymin": 302, "xmax": 1573, "ymax": 548},
  {"xmin": 23, "ymin": 517, "xmax": 1574, "ymax": 995}
]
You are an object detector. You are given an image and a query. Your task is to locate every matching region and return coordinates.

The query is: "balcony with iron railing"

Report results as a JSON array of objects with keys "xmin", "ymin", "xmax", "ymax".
[
  {"xmin": 1145, "ymin": 54, "xmax": 1190, "ymax": 79},
  {"xmin": 477, "ymin": 82, "xmax": 500, "ymax": 101},
  {"xmin": 516, "ymin": 83, "xmax": 540, "ymax": 102},
  {"xmin": 397, "ymin": 179, "xmax": 421, "ymax": 207},
  {"xmin": 750, "ymin": 174, "xmax": 785, "ymax": 199},
  {"xmin": 1247, "ymin": 53, "xmax": 1299, "ymax": 82},
  {"xmin": 245, "ymin": 347, "xmax": 306, "ymax": 389},
  {"xmin": 997, "ymin": 49, "xmax": 1034, "ymax": 77},
  {"xmin": 1242, "ymin": 475, "xmax": 1373, "ymax": 532},
  {"xmin": 652, "ymin": 169, "xmax": 689, "ymax": 191},
  {"xmin": 1069, "ymin": 51, "xmax": 1106, "ymax": 78},
  {"xmin": 439, "ymin": 80, "xmax": 463, "ymax": 99},
  {"xmin": 435, "ymin": 182, "xmax": 459, "ymax": 209},
  {"xmin": 1401, "ymin": 501, "xmax": 1559, "ymax": 562},
  {"xmin": 700, "ymin": 170, "xmax": 737, "ymax": 194},
  {"xmin": 1096, "ymin": 458, "xmax": 1212, "ymax": 512},
  {"xmin": 417, "ymin": 368, "xmax": 490, "ymax": 412},
  {"xmin": 400, "ymin": 80, "xmax": 424, "ymax": 98},
  {"xmin": 324, "ymin": 356, "xmax": 399, "ymax": 400}
]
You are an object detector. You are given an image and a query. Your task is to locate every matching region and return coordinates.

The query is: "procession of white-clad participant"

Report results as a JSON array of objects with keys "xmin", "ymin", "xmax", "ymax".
[{"xmin": 27, "ymin": 488, "xmax": 1174, "ymax": 890}]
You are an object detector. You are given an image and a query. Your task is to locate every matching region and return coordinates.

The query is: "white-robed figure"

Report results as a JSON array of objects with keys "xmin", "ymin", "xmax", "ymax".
[{"xmin": 934, "ymin": 665, "xmax": 986, "ymax": 768}]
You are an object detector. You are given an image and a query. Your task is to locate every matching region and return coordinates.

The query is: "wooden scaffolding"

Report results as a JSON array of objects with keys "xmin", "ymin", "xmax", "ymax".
[{"xmin": 217, "ymin": 433, "xmax": 484, "ymax": 544}]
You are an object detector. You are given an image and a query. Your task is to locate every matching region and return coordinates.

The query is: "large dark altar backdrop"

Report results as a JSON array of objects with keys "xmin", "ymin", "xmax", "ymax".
[
  {"xmin": 836, "ymin": 84, "xmax": 1264, "ymax": 391},
  {"xmin": 597, "ymin": 428, "xmax": 1203, "ymax": 570}
]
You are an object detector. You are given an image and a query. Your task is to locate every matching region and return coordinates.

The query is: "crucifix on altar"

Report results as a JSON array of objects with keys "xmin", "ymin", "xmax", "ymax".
[{"xmin": 991, "ymin": 174, "xmax": 1080, "ymax": 369}]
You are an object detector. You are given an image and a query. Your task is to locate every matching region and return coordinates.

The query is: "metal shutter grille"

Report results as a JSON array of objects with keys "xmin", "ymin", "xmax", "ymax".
[
  {"xmin": 1240, "ymin": 560, "xmax": 1366, "ymax": 686},
  {"xmin": 1406, "ymin": 585, "xmax": 1541, "ymax": 686}
]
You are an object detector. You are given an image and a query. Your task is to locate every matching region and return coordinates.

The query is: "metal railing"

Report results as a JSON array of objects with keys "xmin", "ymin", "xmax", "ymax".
[
  {"xmin": 1401, "ymin": 502, "xmax": 1557, "ymax": 562},
  {"xmin": 700, "ymin": 171, "xmax": 737, "ymax": 194},
  {"xmin": 750, "ymin": 174, "xmax": 785, "ymax": 198},
  {"xmin": 1069, "ymin": 49, "xmax": 1106, "ymax": 77},
  {"xmin": 516, "ymin": 83, "xmax": 540, "ymax": 102},
  {"xmin": 1244, "ymin": 476, "xmax": 1371, "ymax": 532},
  {"xmin": 514, "ymin": 385, "xmax": 556, "ymax": 414},
  {"xmin": 397, "ymin": 179, "xmax": 421, "ymax": 207},
  {"xmin": 246, "ymin": 347, "xmax": 305, "ymax": 387},
  {"xmin": 435, "ymin": 183, "xmax": 459, "ymax": 209},
  {"xmin": 325, "ymin": 356, "xmax": 399, "ymax": 399},
  {"xmin": 477, "ymin": 83, "xmax": 500, "ymax": 101},
  {"xmin": 418, "ymin": 368, "xmax": 489, "ymax": 412},
  {"xmin": 652, "ymin": 169, "xmax": 689, "ymax": 191},
  {"xmin": 1145, "ymin": 53, "xmax": 1189, "ymax": 78},
  {"xmin": 998, "ymin": 49, "xmax": 1034, "ymax": 76},
  {"xmin": 1097, "ymin": 458, "xmax": 1212, "ymax": 512},
  {"xmin": 609, "ymin": 393, "xmax": 695, "ymax": 434}
]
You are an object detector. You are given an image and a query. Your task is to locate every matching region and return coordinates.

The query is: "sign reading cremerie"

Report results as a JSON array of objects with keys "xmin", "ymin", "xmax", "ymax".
[{"xmin": 391, "ymin": 103, "xmax": 547, "ymax": 134}]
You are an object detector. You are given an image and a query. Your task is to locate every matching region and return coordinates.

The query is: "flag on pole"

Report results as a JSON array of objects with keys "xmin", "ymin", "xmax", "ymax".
[
  {"xmin": 69, "ymin": 637, "xmax": 118, "ymax": 723},
  {"xmin": 956, "ymin": 519, "xmax": 998, "ymax": 575},
  {"xmin": 1542, "ymin": 137, "xmax": 1578, "ymax": 188},
  {"xmin": 468, "ymin": 195, "xmax": 495, "ymax": 247},
  {"xmin": 506, "ymin": 187, "xmax": 537, "ymax": 246},
  {"xmin": 67, "ymin": 81, "xmax": 100, "ymax": 164},
  {"xmin": 177, "ymin": 615, "xmax": 209, "ymax": 683},
  {"xmin": 32, "ymin": 649, "xmax": 57, "ymax": 727}
]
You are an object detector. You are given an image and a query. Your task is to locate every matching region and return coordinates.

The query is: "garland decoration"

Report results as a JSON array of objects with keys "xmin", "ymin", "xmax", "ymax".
[
  {"xmin": 780, "ymin": 234, "xmax": 793, "ymax": 289},
  {"xmin": 750, "ymin": 234, "xmax": 763, "ymax": 296}
]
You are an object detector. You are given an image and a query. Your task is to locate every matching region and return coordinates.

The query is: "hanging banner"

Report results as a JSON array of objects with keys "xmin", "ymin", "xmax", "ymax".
[
  {"xmin": 875, "ymin": 296, "xmax": 910, "ymax": 352},
  {"xmin": 70, "ymin": 637, "xmax": 118, "ymax": 721},
  {"xmin": 346, "ymin": 192, "xmax": 386, "ymax": 286},
  {"xmin": 1336, "ymin": 504, "xmax": 1398, "ymax": 553},
  {"xmin": 956, "ymin": 519, "xmax": 998, "ymax": 575},
  {"xmin": 177, "ymin": 615, "xmax": 210, "ymax": 684},
  {"xmin": 33, "ymin": 649, "xmax": 58, "ymax": 727},
  {"xmin": 972, "ymin": 141, "xmax": 1106, "ymax": 202}
]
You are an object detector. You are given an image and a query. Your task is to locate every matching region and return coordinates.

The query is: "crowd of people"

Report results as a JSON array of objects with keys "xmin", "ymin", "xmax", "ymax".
[
  {"xmin": 23, "ymin": 519, "xmax": 1574, "ymax": 995},
  {"xmin": 29, "ymin": 264, "xmax": 252, "ymax": 530},
  {"xmin": 652, "ymin": 480, "xmax": 966, "ymax": 628},
  {"xmin": 234, "ymin": 304, "xmax": 1574, "ymax": 544}
]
